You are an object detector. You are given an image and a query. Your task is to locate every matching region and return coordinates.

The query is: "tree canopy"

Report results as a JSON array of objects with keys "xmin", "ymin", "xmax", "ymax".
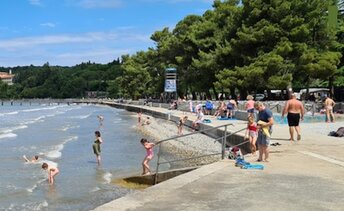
[{"xmin": 1, "ymin": 0, "xmax": 343, "ymax": 100}]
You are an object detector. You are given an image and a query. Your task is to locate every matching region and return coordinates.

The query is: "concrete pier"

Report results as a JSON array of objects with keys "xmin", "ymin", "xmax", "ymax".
[{"xmin": 93, "ymin": 101, "xmax": 344, "ymax": 211}]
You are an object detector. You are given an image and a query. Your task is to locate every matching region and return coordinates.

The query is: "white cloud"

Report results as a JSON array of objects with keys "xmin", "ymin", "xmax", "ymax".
[
  {"xmin": 40, "ymin": 22, "xmax": 56, "ymax": 28},
  {"xmin": 140, "ymin": 0, "xmax": 212, "ymax": 3},
  {"xmin": 28, "ymin": 0, "xmax": 41, "ymax": 6},
  {"xmin": 0, "ymin": 30, "xmax": 153, "ymax": 66},
  {"xmin": 77, "ymin": 0, "xmax": 122, "ymax": 8}
]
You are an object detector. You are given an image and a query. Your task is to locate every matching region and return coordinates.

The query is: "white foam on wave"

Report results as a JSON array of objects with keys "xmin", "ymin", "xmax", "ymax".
[
  {"xmin": 22, "ymin": 105, "xmax": 66, "ymax": 113},
  {"xmin": 60, "ymin": 125, "xmax": 80, "ymax": 131},
  {"xmin": 24, "ymin": 116, "xmax": 46, "ymax": 124},
  {"xmin": 90, "ymin": 186, "xmax": 101, "ymax": 192},
  {"xmin": 0, "ymin": 132, "xmax": 17, "ymax": 139},
  {"xmin": 0, "ymin": 125, "xmax": 28, "ymax": 135},
  {"xmin": 45, "ymin": 136, "xmax": 78, "ymax": 159},
  {"xmin": 0, "ymin": 111, "xmax": 19, "ymax": 116},
  {"xmin": 103, "ymin": 172, "xmax": 112, "ymax": 184},
  {"xmin": 26, "ymin": 178, "xmax": 46, "ymax": 193},
  {"xmin": 71, "ymin": 113, "xmax": 92, "ymax": 119},
  {"xmin": 45, "ymin": 144, "xmax": 64, "ymax": 159},
  {"xmin": 34, "ymin": 200, "xmax": 49, "ymax": 210}
]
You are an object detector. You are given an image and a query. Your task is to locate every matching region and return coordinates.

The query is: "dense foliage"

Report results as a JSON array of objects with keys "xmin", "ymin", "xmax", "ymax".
[
  {"xmin": 0, "ymin": 60, "xmax": 122, "ymax": 99},
  {"xmin": 1, "ymin": 0, "xmax": 343, "ymax": 100}
]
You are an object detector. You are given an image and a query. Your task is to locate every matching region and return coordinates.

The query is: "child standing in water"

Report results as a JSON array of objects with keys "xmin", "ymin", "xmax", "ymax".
[
  {"xmin": 245, "ymin": 116, "xmax": 258, "ymax": 155},
  {"xmin": 42, "ymin": 163, "xmax": 59, "ymax": 185},
  {"xmin": 140, "ymin": 138, "xmax": 155, "ymax": 175},
  {"xmin": 93, "ymin": 131, "xmax": 103, "ymax": 165}
]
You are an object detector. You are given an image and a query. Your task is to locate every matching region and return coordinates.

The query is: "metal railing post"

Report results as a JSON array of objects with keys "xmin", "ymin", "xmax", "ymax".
[
  {"xmin": 154, "ymin": 143, "xmax": 162, "ymax": 185},
  {"xmin": 222, "ymin": 125, "xmax": 228, "ymax": 159}
]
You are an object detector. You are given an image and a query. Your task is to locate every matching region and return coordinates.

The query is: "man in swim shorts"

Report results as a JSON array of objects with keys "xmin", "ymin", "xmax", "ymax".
[
  {"xmin": 282, "ymin": 93, "xmax": 305, "ymax": 141},
  {"xmin": 255, "ymin": 101, "xmax": 273, "ymax": 162},
  {"xmin": 324, "ymin": 96, "xmax": 335, "ymax": 123}
]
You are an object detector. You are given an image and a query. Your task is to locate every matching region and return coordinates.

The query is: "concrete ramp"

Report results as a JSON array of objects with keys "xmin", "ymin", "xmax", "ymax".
[{"xmin": 114, "ymin": 166, "xmax": 198, "ymax": 188}]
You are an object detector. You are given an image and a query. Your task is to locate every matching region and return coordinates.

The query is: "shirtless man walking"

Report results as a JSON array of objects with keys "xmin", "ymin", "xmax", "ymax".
[
  {"xmin": 282, "ymin": 93, "xmax": 305, "ymax": 141},
  {"xmin": 324, "ymin": 96, "xmax": 335, "ymax": 123}
]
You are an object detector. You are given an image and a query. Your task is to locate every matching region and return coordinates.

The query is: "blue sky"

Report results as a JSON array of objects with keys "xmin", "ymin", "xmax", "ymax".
[{"xmin": 0, "ymin": 0, "xmax": 213, "ymax": 67}]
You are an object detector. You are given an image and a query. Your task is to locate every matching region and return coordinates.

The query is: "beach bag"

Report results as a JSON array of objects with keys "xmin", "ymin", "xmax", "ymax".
[{"xmin": 205, "ymin": 101, "xmax": 213, "ymax": 110}]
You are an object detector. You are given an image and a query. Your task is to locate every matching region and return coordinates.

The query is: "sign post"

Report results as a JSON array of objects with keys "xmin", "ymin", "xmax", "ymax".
[{"xmin": 164, "ymin": 67, "xmax": 177, "ymax": 102}]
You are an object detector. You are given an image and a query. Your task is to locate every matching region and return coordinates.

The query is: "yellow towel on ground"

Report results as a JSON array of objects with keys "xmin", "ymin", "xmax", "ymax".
[{"xmin": 257, "ymin": 120, "xmax": 271, "ymax": 138}]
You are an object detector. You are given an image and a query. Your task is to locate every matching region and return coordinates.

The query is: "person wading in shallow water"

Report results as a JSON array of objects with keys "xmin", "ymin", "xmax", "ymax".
[
  {"xmin": 92, "ymin": 131, "xmax": 103, "ymax": 165},
  {"xmin": 42, "ymin": 162, "xmax": 59, "ymax": 185},
  {"xmin": 282, "ymin": 93, "xmax": 305, "ymax": 142}
]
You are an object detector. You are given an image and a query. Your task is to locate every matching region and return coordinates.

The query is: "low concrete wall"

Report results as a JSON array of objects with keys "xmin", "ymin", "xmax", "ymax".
[{"xmin": 104, "ymin": 102, "xmax": 250, "ymax": 154}]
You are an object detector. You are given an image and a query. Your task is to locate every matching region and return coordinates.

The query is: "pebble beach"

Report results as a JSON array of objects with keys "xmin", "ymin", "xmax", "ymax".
[{"xmin": 136, "ymin": 115, "xmax": 222, "ymax": 167}]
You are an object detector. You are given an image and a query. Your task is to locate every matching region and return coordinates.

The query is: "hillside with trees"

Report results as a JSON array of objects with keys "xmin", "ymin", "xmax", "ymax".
[{"xmin": 1, "ymin": 0, "xmax": 343, "ymax": 100}]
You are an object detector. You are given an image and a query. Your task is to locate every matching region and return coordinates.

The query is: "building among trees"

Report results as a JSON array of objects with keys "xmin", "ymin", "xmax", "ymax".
[{"xmin": 0, "ymin": 70, "xmax": 15, "ymax": 85}]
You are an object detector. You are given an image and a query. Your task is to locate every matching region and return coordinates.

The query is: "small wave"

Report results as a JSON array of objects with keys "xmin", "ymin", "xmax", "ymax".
[
  {"xmin": 0, "ymin": 132, "xmax": 17, "ymax": 139},
  {"xmin": 71, "ymin": 113, "xmax": 92, "ymax": 119},
  {"xmin": 33, "ymin": 200, "xmax": 49, "ymax": 210},
  {"xmin": 0, "ymin": 125, "xmax": 27, "ymax": 135},
  {"xmin": 45, "ymin": 144, "xmax": 63, "ymax": 159},
  {"xmin": 24, "ymin": 116, "xmax": 46, "ymax": 124},
  {"xmin": 60, "ymin": 125, "xmax": 80, "ymax": 131},
  {"xmin": 103, "ymin": 172, "xmax": 112, "ymax": 184},
  {"xmin": 90, "ymin": 187, "xmax": 101, "ymax": 192},
  {"xmin": 0, "ymin": 111, "xmax": 19, "ymax": 116},
  {"xmin": 22, "ymin": 105, "xmax": 66, "ymax": 113},
  {"xmin": 26, "ymin": 178, "xmax": 46, "ymax": 193},
  {"xmin": 10, "ymin": 125, "xmax": 28, "ymax": 132},
  {"xmin": 45, "ymin": 136, "xmax": 78, "ymax": 159}
]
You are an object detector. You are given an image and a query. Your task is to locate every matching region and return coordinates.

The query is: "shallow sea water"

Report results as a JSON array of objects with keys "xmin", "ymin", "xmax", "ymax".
[{"xmin": 0, "ymin": 102, "xmax": 151, "ymax": 211}]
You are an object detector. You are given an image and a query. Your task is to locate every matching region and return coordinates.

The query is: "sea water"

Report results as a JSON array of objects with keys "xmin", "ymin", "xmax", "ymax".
[{"xmin": 0, "ymin": 103, "xmax": 150, "ymax": 210}]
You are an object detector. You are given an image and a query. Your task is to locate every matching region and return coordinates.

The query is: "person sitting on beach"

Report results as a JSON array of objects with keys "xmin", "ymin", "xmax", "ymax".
[
  {"xmin": 192, "ymin": 108, "xmax": 204, "ymax": 132},
  {"xmin": 140, "ymin": 138, "xmax": 155, "ymax": 175},
  {"xmin": 23, "ymin": 155, "xmax": 39, "ymax": 163},
  {"xmin": 93, "ymin": 131, "xmax": 103, "ymax": 165},
  {"xmin": 245, "ymin": 116, "xmax": 257, "ymax": 155},
  {"xmin": 214, "ymin": 101, "xmax": 227, "ymax": 118},
  {"xmin": 42, "ymin": 162, "xmax": 59, "ymax": 185},
  {"xmin": 177, "ymin": 116, "xmax": 188, "ymax": 135}
]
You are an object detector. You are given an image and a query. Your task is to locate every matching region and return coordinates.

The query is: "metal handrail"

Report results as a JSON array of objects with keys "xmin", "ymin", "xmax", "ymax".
[
  {"xmin": 155, "ymin": 123, "xmax": 234, "ymax": 145},
  {"xmin": 154, "ymin": 124, "xmax": 247, "ymax": 184}
]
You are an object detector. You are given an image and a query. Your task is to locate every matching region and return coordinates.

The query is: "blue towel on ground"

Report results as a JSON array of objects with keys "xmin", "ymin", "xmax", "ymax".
[
  {"xmin": 203, "ymin": 119, "xmax": 212, "ymax": 123},
  {"xmin": 241, "ymin": 164, "xmax": 264, "ymax": 170},
  {"xmin": 217, "ymin": 117, "xmax": 237, "ymax": 120}
]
